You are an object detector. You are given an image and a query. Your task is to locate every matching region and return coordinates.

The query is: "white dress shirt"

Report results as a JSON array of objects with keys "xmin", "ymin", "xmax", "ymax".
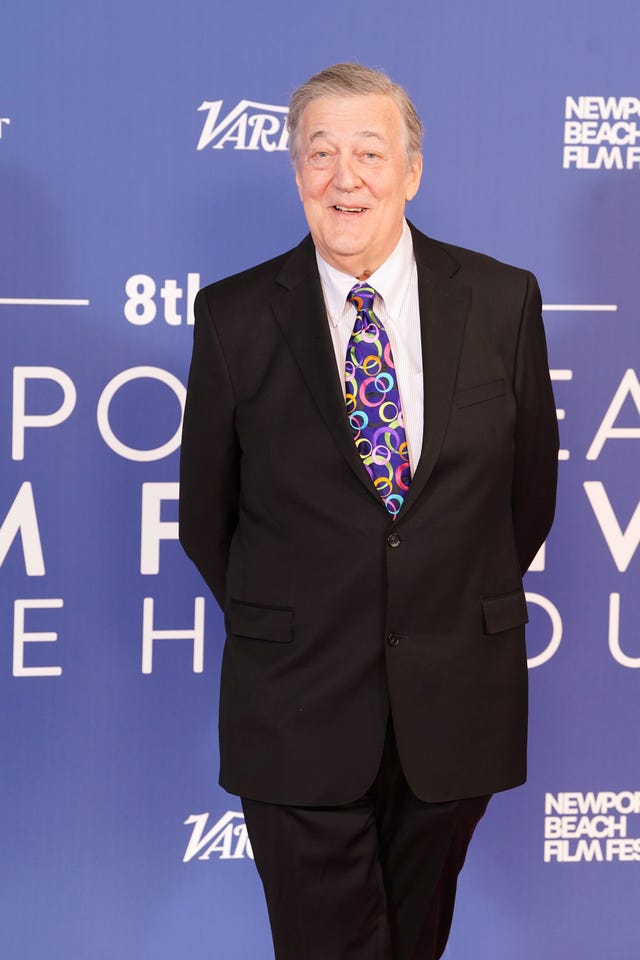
[{"xmin": 315, "ymin": 219, "xmax": 424, "ymax": 473}]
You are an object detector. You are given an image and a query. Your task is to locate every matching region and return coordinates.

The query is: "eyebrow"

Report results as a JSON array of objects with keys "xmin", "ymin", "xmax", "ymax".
[{"xmin": 308, "ymin": 129, "xmax": 387, "ymax": 144}]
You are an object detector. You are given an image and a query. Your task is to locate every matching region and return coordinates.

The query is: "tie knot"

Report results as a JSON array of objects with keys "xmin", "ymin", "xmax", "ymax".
[{"xmin": 347, "ymin": 283, "xmax": 376, "ymax": 313}]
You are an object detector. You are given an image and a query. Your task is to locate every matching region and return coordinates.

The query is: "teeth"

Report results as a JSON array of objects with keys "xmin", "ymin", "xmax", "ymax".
[{"xmin": 335, "ymin": 206, "xmax": 365, "ymax": 212}]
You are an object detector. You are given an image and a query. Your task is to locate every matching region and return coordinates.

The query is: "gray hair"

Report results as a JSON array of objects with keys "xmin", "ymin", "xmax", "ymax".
[{"xmin": 287, "ymin": 63, "xmax": 423, "ymax": 167}]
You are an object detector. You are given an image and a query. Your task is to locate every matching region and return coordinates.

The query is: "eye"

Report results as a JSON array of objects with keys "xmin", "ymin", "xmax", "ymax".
[{"xmin": 309, "ymin": 149, "xmax": 333, "ymax": 163}]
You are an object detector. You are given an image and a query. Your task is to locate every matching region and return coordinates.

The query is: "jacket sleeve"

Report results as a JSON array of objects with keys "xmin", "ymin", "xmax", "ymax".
[
  {"xmin": 179, "ymin": 288, "xmax": 239, "ymax": 609},
  {"xmin": 511, "ymin": 272, "xmax": 559, "ymax": 574}
]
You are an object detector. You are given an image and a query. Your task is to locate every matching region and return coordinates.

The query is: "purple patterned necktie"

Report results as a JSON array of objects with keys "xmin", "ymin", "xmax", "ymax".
[{"xmin": 345, "ymin": 283, "xmax": 411, "ymax": 518}]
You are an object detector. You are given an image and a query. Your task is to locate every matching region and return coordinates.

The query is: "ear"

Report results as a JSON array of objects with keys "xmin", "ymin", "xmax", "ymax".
[{"xmin": 405, "ymin": 154, "xmax": 423, "ymax": 202}]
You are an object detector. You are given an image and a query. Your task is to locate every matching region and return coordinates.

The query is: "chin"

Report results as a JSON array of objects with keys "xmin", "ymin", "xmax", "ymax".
[{"xmin": 324, "ymin": 233, "xmax": 369, "ymax": 258}]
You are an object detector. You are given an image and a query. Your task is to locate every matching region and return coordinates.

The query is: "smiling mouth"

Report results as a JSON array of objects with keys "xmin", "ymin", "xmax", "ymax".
[{"xmin": 333, "ymin": 205, "xmax": 366, "ymax": 213}]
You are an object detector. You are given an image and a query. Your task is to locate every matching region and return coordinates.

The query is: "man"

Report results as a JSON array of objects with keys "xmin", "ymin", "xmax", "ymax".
[{"xmin": 179, "ymin": 63, "xmax": 558, "ymax": 960}]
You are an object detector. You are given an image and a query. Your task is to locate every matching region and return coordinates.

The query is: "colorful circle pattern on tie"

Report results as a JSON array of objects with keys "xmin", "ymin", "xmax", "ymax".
[{"xmin": 346, "ymin": 284, "xmax": 411, "ymax": 518}]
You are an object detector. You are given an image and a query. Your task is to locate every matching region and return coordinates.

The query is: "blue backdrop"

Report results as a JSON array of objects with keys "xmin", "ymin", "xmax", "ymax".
[{"xmin": 2, "ymin": 2, "xmax": 639, "ymax": 957}]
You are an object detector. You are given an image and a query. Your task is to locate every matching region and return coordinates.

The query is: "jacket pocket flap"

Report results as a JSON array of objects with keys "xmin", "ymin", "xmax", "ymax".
[
  {"xmin": 482, "ymin": 590, "xmax": 528, "ymax": 634},
  {"xmin": 228, "ymin": 601, "xmax": 293, "ymax": 643},
  {"xmin": 455, "ymin": 378, "xmax": 506, "ymax": 408}
]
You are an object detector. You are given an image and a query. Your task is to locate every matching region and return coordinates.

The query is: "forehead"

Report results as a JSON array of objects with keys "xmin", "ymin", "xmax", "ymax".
[{"xmin": 299, "ymin": 93, "xmax": 403, "ymax": 141}]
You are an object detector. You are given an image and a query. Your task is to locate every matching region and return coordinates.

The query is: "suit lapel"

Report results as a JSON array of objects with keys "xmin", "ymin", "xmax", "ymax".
[
  {"xmin": 270, "ymin": 236, "xmax": 383, "ymax": 506},
  {"xmin": 398, "ymin": 273, "xmax": 469, "ymax": 518},
  {"xmin": 396, "ymin": 226, "xmax": 469, "ymax": 519}
]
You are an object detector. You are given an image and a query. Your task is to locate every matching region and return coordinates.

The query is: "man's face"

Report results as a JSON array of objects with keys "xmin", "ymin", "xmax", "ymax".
[{"xmin": 294, "ymin": 93, "xmax": 422, "ymax": 280}]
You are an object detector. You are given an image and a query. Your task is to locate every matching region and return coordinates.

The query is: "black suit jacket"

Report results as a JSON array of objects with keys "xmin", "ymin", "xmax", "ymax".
[{"xmin": 179, "ymin": 223, "xmax": 559, "ymax": 805}]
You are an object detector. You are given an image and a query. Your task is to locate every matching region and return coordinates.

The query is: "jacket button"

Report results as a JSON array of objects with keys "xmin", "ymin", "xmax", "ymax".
[
  {"xmin": 387, "ymin": 533, "xmax": 401, "ymax": 548},
  {"xmin": 386, "ymin": 633, "xmax": 401, "ymax": 647}
]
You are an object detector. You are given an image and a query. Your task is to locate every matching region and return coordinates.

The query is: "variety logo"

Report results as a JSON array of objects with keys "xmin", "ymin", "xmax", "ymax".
[
  {"xmin": 183, "ymin": 810, "xmax": 254, "ymax": 862},
  {"xmin": 196, "ymin": 99, "xmax": 289, "ymax": 152},
  {"xmin": 563, "ymin": 97, "xmax": 640, "ymax": 170},
  {"xmin": 0, "ymin": 117, "xmax": 11, "ymax": 139},
  {"xmin": 544, "ymin": 791, "xmax": 640, "ymax": 862}
]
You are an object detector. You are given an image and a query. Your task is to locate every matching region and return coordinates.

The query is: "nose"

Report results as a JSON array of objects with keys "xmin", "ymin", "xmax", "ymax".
[{"xmin": 331, "ymin": 153, "xmax": 361, "ymax": 192}]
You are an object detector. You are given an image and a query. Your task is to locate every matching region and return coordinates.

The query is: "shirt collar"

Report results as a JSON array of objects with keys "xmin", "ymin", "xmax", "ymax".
[{"xmin": 315, "ymin": 219, "xmax": 414, "ymax": 327}]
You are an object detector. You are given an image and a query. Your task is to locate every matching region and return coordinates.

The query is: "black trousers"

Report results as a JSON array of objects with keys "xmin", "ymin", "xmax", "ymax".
[{"xmin": 242, "ymin": 719, "xmax": 490, "ymax": 960}]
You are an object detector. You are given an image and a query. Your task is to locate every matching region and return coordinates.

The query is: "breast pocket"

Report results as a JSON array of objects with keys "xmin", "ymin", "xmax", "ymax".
[{"xmin": 455, "ymin": 378, "xmax": 506, "ymax": 409}]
